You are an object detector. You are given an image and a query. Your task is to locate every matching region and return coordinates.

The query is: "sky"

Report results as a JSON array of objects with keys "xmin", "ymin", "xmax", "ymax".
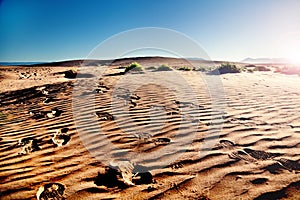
[{"xmin": 1, "ymin": 0, "xmax": 300, "ymax": 62}]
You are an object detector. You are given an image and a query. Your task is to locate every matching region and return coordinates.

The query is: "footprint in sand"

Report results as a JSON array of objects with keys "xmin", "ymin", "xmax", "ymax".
[
  {"xmin": 152, "ymin": 137, "xmax": 171, "ymax": 145},
  {"xmin": 94, "ymin": 83, "xmax": 110, "ymax": 93},
  {"xmin": 216, "ymin": 139, "xmax": 281, "ymax": 162},
  {"xmin": 129, "ymin": 94, "xmax": 140, "ymax": 109},
  {"xmin": 52, "ymin": 128, "xmax": 71, "ymax": 147},
  {"xmin": 18, "ymin": 137, "xmax": 41, "ymax": 155},
  {"xmin": 115, "ymin": 92, "xmax": 140, "ymax": 108},
  {"xmin": 173, "ymin": 100, "xmax": 195, "ymax": 108},
  {"xmin": 19, "ymin": 72, "xmax": 31, "ymax": 79},
  {"xmin": 94, "ymin": 88, "xmax": 105, "ymax": 94},
  {"xmin": 28, "ymin": 111, "xmax": 45, "ymax": 119},
  {"xmin": 170, "ymin": 162, "xmax": 184, "ymax": 169},
  {"xmin": 43, "ymin": 97, "xmax": 56, "ymax": 105},
  {"xmin": 45, "ymin": 108, "xmax": 63, "ymax": 118},
  {"xmin": 243, "ymin": 148, "xmax": 282, "ymax": 160},
  {"xmin": 132, "ymin": 133, "xmax": 171, "ymax": 146},
  {"xmin": 237, "ymin": 148, "xmax": 281, "ymax": 162},
  {"xmin": 116, "ymin": 92, "xmax": 140, "ymax": 101},
  {"xmin": 109, "ymin": 160, "xmax": 135, "ymax": 186},
  {"xmin": 217, "ymin": 139, "xmax": 300, "ymax": 173},
  {"xmin": 95, "ymin": 160, "xmax": 153, "ymax": 188},
  {"xmin": 95, "ymin": 111, "xmax": 114, "ymax": 121},
  {"xmin": 29, "ymin": 108, "xmax": 62, "ymax": 119},
  {"xmin": 36, "ymin": 182, "xmax": 65, "ymax": 200},
  {"xmin": 129, "ymin": 99, "xmax": 138, "ymax": 109},
  {"xmin": 134, "ymin": 132, "xmax": 153, "ymax": 141},
  {"xmin": 165, "ymin": 107, "xmax": 180, "ymax": 116}
]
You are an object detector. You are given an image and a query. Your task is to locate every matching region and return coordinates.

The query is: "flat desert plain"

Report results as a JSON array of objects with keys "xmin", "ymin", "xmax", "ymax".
[{"xmin": 1, "ymin": 57, "xmax": 300, "ymax": 200}]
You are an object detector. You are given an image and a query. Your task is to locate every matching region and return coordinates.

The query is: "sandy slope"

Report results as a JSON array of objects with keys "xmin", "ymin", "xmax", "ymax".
[{"xmin": 1, "ymin": 59, "xmax": 300, "ymax": 200}]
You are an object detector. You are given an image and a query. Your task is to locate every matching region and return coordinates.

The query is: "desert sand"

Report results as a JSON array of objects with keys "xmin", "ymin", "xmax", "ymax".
[{"xmin": 1, "ymin": 57, "xmax": 300, "ymax": 200}]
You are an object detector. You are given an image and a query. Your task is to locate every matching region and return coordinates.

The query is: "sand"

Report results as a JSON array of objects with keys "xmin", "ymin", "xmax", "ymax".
[{"xmin": 1, "ymin": 58, "xmax": 300, "ymax": 200}]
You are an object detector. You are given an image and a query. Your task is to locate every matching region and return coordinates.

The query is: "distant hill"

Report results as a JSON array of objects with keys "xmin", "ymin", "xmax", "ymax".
[
  {"xmin": 2, "ymin": 57, "xmax": 290, "ymax": 67},
  {"xmin": 0, "ymin": 60, "xmax": 109, "ymax": 67},
  {"xmin": 186, "ymin": 57, "xmax": 205, "ymax": 61},
  {"xmin": 0, "ymin": 56, "xmax": 238, "ymax": 67},
  {"xmin": 0, "ymin": 62, "xmax": 48, "ymax": 66},
  {"xmin": 241, "ymin": 57, "xmax": 288, "ymax": 64}
]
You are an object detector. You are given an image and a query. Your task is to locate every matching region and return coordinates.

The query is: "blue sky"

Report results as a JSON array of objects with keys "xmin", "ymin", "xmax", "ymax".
[{"xmin": 1, "ymin": 0, "xmax": 300, "ymax": 62}]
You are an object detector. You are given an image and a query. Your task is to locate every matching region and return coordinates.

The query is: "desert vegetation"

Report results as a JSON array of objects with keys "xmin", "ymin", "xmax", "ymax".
[
  {"xmin": 178, "ymin": 66, "xmax": 192, "ymax": 71},
  {"xmin": 200, "ymin": 63, "xmax": 243, "ymax": 74},
  {"xmin": 156, "ymin": 64, "xmax": 173, "ymax": 71},
  {"xmin": 253, "ymin": 66, "xmax": 271, "ymax": 72},
  {"xmin": 146, "ymin": 66, "xmax": 157, "ymax": 71},
  {"xmin": 213, "ymin": 63, "xmax": 242, "ymax": 74},
  {"xmin": 124, "ymin": 62, "xmax": 144, "ymax": 73}
]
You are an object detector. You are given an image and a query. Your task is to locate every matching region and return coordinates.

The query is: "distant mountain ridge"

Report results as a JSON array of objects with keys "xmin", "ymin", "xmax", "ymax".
[
  {"xmin": 1, "ymin": 57, "xmax": 291, "ymax": 66},
  {"xmin": 0, "ymin": 62, "xmax": 48, "ymax": 66},
  {"xmin": 186, "ymin": 57, "xmax": 205, "ymax": 61},
  {"xmin": 241, "ymin": 57, "xmax": 289, "ymax": 64},
  {"xmin": 0, "ymin": 57, "xmax": 207, "ymax": 67}
]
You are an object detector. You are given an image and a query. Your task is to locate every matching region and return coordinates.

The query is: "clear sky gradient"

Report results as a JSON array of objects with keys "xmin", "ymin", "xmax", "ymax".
[{"xmin": 1, "ymin": 0, "xmax": 300, "ymax": 62}]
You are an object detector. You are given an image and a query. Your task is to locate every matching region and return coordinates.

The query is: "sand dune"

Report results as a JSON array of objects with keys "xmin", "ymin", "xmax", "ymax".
[{"xmin": 1, "ymin": 58, "xmax": 300, "ymax": 199}]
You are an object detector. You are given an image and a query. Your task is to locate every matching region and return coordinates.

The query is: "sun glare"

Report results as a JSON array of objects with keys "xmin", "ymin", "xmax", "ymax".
[
  {"xmin": 286, "ymin": 49, "xmax": 300, "ymax": 65},
  {"xmin": 278, "ymin": 33, "xmax": 300, "ymax": 65}
]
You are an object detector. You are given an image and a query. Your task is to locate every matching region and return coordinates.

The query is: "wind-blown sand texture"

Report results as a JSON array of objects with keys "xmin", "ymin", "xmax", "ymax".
[{"xmin": 1, "ymin": 57, "xmax": 300, "ymax": 199}]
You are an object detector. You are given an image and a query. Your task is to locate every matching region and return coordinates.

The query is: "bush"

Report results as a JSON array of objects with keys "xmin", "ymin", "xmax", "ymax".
[
  {"xmin": 253, "ymin": 66, "xmax": 271, "ymax": 72},
  {"xmin": 197, "ymin": 66, "xmax": 214, "ymax": 72},
  {"xmin": 156, "ymin": 64, "xmax": 173, "ymax": 71},
  {"xmin": 147, "ymin": 66, "xmax": 157, "ymax": 71},
  {"xmin": 211, "ymin": 63, "xmax": 242, "ymax": 74},
  {"xmin": 124, "ymin": 62, "xmax": 143, "ymax": 73},
  {"xmin": 197, "ymin": 67, "xmax": 207, "ymax": 72},
  {"xmin": 178, "ymin": 66, "xmax": 192, "ymax": 71}
]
